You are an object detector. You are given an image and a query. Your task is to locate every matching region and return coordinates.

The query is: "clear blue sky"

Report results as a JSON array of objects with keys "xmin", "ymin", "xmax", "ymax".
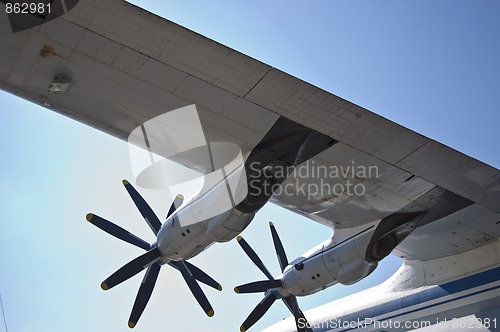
[{"xmin": 1, "ymin": 1, "xmax": 499, "ymax": 331}]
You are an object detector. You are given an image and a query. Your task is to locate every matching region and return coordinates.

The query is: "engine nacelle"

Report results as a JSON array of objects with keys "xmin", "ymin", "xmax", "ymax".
[
  {"xmin": 281, "ymin": 222, "xmax": 379, "ymax": 296},
  {"xmin": 206, "ymin": 208, "xmax": 254, "ymax": 242}
]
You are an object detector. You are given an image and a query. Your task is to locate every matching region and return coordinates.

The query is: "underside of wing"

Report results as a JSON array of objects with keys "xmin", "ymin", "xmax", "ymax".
[{"xmin": 1, "ymin": 0, "xmax": 499, "ymax": 261}]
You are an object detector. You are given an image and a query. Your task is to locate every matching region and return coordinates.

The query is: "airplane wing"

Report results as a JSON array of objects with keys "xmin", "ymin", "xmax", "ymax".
[{"xmin": 1, "ymin": 0, "xmax": 499, "ymax": 266}]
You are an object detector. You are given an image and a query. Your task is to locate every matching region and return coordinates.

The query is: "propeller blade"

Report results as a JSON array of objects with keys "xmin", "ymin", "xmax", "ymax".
[
  {"xmin": 234, "ymin": 279, "xmax": 282, "ymax": 294},
  {"xmin": 241, "ymin": 292, "xmax": 276, "ymax": 332},
  {"xmin": 166, "ymin": 194, "xmax": 184, "ymax": 219},
  {"xmin": 169, "ymin": 261, "xmax": 222, "ymax": 291},
  {"xmin": 236, "ymin": 236, "xmax": 274, "ymax": 280},
  {"xmin": 122, "ymin": 179, "xmax": 162, "ymax": 235},
  {"xmin": 269, "ymin": 222, "xmax": 288, "ymax": 272},
  {"xmin": 184, "ymin": 261, "xmax": 222, "ymax": 291},
  {"xmin": 86, "ymin": 213, "xmax": 151, "ymax": 251},
  {"xmin": 177, "ymin": 261, "xmax": 214, "ymax": 317},
  {"xmin": 282, "ymin": 296, "xmax": 313, "ymax": 332},
  {"xmin": 101, "ymin": 248, "xmax": 161, "ymax": 290},
  {"xmin": 128, "ymin": 263, "xmax": 161, "ymax": 328}
]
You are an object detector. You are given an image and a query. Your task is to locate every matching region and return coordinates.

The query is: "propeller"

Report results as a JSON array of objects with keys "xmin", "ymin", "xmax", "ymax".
[
  {"xmin": 167, "ymin": 194, "xmax": 184, "ymax": 219},
  {"xmin": 86, "ymin": 180, "xmax": 221, "ymax": 328},
  {"xmin": 235, "ymin": 222, "xmax": 313, "ymax": 332}
]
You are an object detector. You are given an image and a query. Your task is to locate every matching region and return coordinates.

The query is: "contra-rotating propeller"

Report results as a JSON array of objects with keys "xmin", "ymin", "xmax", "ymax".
[
  {"xmin": 86, "ymin": 180, "xmax": 221, "ymax": 328},
  {"xmin": 235, "ymin": 222, "xmax": 313, "ymax": 332}
]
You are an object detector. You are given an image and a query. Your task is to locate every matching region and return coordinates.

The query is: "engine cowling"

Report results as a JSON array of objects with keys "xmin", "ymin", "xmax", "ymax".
[
  {"xmin": 206, "ymin": 208, "xmax": 254, "ymax": 242},
  {"xmin": 281, "ymin": 222, "xmax": 379, "ymax": 296}
]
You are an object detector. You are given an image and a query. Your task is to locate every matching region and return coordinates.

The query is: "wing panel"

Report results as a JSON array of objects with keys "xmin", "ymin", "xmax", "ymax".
[
  {"xmin": 63, "ymin": 0, "xmax": 272, "ymax": 98},
  {"xmin": 271, "ymin": 143, "xmax": 436, "ymax": 228},
  {"xmin": 244, "ymin": 68, "xmax": 430, "ymax": 165},
  {"xmin": 394, "ymin": 204, "xmax": 500, "ymax": 260},
  {"xmin": 397, "ymin": 140, "xmax": 500, "ymax": 213}
]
